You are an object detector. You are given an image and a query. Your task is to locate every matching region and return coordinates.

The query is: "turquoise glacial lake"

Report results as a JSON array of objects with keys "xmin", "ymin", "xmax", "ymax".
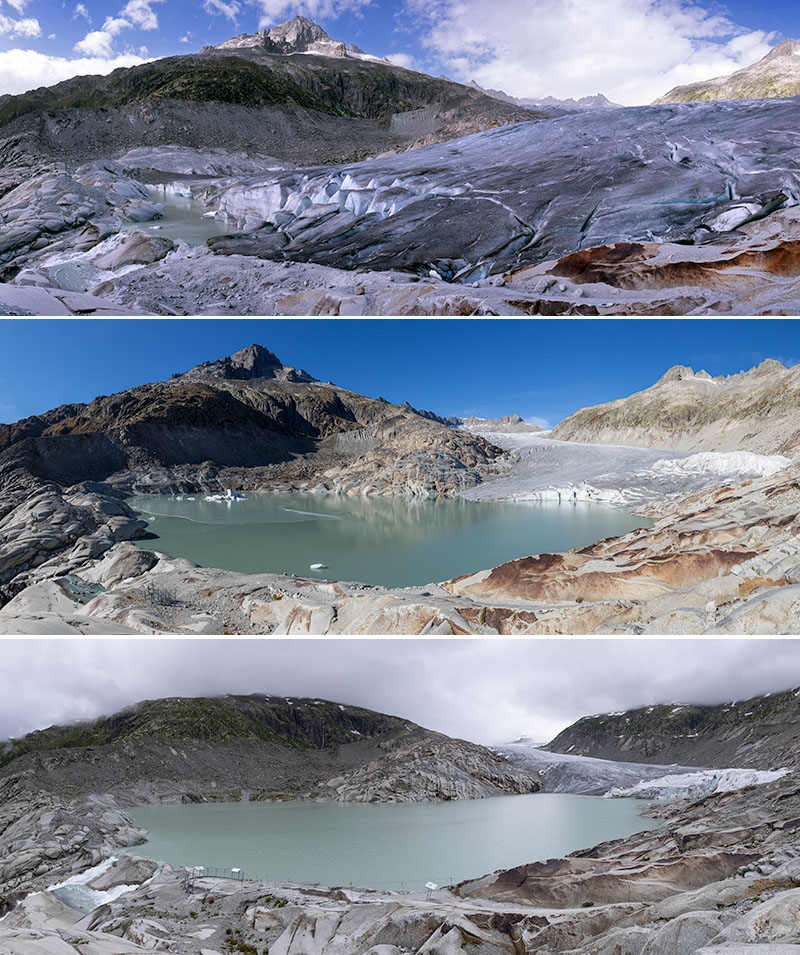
[
  {"xmin": 128, "ymin": 793, "xmax": 658, "ymax": 891},
  {"xmin": 128, "ymin": 492, "xmax": 648, "ymax": 588}
]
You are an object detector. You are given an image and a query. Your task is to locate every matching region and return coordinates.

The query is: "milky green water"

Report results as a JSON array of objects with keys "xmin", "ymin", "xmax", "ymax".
[
  {"xmin": 128, "ymin": 492, "xmax": 649, "ymax": 588},
  {"xmin": 123, "ymin": 191, "xmax": 238, "ymax": 245},
  {"xmin": 128, "ymin": 794, "xmax": 657, "ymax": 891}
]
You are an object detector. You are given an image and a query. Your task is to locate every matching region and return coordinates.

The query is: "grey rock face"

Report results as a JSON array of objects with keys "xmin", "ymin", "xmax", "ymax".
[
  {"xmin": 175, "ymin": 343, "xmax": 316, "ymax": 383},
  {"xmin": 214, "ymin": 17, "xmax": 348, "ymax": 58}
]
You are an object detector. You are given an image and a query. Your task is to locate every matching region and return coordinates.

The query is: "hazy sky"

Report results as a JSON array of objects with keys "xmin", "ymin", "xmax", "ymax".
[
  {"xmin": 1, "ymin": 319, "xmax": 798, "ymax": 430},
  {"xmin": 0, "ymin": 0, "xmax": 795, "ymax": 102},
  {"xmin": 1, "ymin": 638, "xmax": 798, "ymax": 745}
]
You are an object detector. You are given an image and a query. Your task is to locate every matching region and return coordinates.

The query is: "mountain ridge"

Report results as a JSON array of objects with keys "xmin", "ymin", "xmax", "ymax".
[
  {"xmin": 0, "ymin": 693, "xmax": 541, "ymax": 805},
  {"xmin": 550, "ymin": 358, "xmax": 800, "ymax": 454},
  {"xmin": 545, "ymin": 686, "xmax": 800, "ymax": 769},
  {"xmin": 654, "ymin": 37, "xmax": 800, "ymax": 103}
]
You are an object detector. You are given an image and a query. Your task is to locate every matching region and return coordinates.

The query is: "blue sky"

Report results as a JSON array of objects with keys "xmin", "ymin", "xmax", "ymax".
[
  {"xmin": 0, "ymin": 0, "xmax": 798, "ymax": 103},
  {"xmin": 1, "ymin": 318, "xmax": 797, "ymax": 428}
]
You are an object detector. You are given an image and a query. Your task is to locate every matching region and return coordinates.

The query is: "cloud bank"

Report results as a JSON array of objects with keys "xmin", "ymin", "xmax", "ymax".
[
  {"xmin": 404, "ymin": 0, "xmax": 775, "ymax": 105},
  {"xmin": 0, "ymin": 48, "xmax": 148, "ymax": 95},
  {"xmin": 0, "ymin": 639, "xmax": 798, "ymax": 747}
]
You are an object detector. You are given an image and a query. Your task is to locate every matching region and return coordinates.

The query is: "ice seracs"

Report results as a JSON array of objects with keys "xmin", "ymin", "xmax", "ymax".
[{"xmin": 605, "ymin": 767, "xmax": 791, "ymax": 800}]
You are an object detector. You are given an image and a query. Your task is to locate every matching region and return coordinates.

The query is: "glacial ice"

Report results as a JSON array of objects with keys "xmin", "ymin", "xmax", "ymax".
[
  {"xmin": 494, "ymin": 741, "xmax": 704, "ymax": 795},
  {"xmin": 461, "ymin": 434, "xmax": 776, "ymax": 506},
  {"xmin": 650, "ymin": 451, "xmax": 791, "ymax": 479},
  {"xmin": 605, "ymin": 767, "xmax": 790, "ymax": 800},
  {"xmin": 200, "ymin": 97, "xmax": 800, "ymax": 277}
]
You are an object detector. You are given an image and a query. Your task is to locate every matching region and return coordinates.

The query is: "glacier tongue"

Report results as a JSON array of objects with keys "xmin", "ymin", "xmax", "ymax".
[
  {"xmin": 494, "ymin": 742, "xmax": 704, "ymax": 795},
  {"xmin": 202, "ymin": 97, "xmax": 800, "ymax": 277},
  {"xmin": 605, "ymin": 767, "xmax": 790, "ymax": 800}
]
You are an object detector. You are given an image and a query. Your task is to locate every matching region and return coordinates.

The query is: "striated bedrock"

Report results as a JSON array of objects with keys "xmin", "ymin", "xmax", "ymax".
[
  {"xmin": 545, "ymin": 688, "xmax": 800, "ymax": 770},
  {"xmin": 0, "ymin": 781, "xmax": 145, "ymax": 913},
  {"xmin": 550, "ymin": 358, "xmax": 800, "ymax": 455},
  {"xmin": 0, "ymin": 695, "xmax": 540, "ymax": 807},
  {"xmin": 322, "ymin": 736, "xmax": 540, "ymax": 802},
  {"xmin": 455, "ymin": 771, "xmax": 800, "ymax": 911},
  {"xmin": 2, "ymin": 771, "xmax": 800, "ymax": 955},
  {"xmin": 655, "ymin": 38, "xmax": 800, "ymax": 103}
]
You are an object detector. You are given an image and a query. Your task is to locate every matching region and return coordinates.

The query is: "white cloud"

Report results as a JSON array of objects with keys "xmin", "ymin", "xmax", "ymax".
[
  {"xmin": 5, "ymin": 0, "xmax": 29, "ymax": 14},
  {"xmin": 0, "ymin": 11, "xmax": 41, "ymax": 39},
  {"xmin": 121, "ymin": 0, "xmax": 161, "ymax": 30},
  {"xmin": 73, "ymin": 3, "xmax": 92, "ymax": 23},
  {"xmin": 204, "ymin": 0, "xmax": 241, "ymax": 22},
  {"xmin": 0, "ymin": 47, "xmax": 148, "ymax": 95},
  {"xmin": 403, "ymin": 0, "xmax": 775, "ymax": 106},
  {"xmin": 525, "ymin": 415, "xmax": 549, "ymax": 429},
  {"xmin": 75, "ymin": 17, "xmax": 129, "ymax": 56},
  {"xmin": 254, "ymin": 0, "xmax": 371, "ymax": 29},
  {"xmin": 74, "ymin": 0, "xmax": 161, "ymax": 58},
  {"xmin": 385, "ymin": 52, "xmax": 416, "ymax": 70}
]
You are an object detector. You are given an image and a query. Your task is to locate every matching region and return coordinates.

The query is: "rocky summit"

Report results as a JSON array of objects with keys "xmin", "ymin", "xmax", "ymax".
[{"xmin": 655, "ymin": 38, "xmax": 800, "ymax": 103}]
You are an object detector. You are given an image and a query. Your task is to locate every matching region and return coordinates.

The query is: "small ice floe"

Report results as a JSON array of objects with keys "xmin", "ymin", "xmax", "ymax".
[
  {"xmin": 205, "ymin": 488, "xmax": 246, "ymax": 502},
  {"xmin": 309, "ymin": 563, "xmax": 328, "ymax": 570}
]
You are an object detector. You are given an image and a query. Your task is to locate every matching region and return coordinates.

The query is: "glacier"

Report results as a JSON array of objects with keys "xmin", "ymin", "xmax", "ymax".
[
  {"xmin": 196, "ymin": 96, "xmax": 800, "ymax": 279},
  {"xmin": 605, "ymin": 767, "xmax": 791, "ymax": 800},
  {"xmin": 493, "ymin": 740, "xmax": 704, "ymax": 795}
]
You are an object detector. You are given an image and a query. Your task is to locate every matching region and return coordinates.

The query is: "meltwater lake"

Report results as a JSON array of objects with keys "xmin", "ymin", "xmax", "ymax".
[
  {"xmin": 123, "ymin": 190, "xmax": 238, "ymax": 245},
  {"xmin": 128, "ymin": 492, "xmax": 649, "ymax": 587},
  {"xmin": 128, "ymin": 794, "xmax": 658, "ymax": 891}
]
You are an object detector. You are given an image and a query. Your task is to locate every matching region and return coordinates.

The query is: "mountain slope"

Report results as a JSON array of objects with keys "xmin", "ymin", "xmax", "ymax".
[
  {"xmin": 0, "ymin": 19, "xmax": 535, "ymax": 170},
  {"xmin": 0, "ymin": 694, "xmax": 541, "ymax": 804},
  {"xmin": 549, "ymin": 359, "xmax": 800, "ymax": 454},
  {"xmin": 0, "ymin": 343, "xmax": 505, "ymax": 499},
  {"xmin": 545, "ymin": 687, "xmax": 800, "ymax": 769},
  {"xmin": 654, "ymin": 38, "xmax": 800, "ymax": 103}
]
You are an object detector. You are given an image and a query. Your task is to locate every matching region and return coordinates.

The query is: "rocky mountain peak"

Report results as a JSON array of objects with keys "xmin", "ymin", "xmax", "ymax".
[
  {"xmin": 174, "ymin": 343, "xmax": 317, "ymax": 383},
  {"xmin": 214, "ymin": 16, "xmax": 348, "ymax": 57},
  {"xmin": 751, "ymin": 357, "xmax": 787, "ymax": 376},
  {"xmin": 656, "ymin": 364, "xmax": 696, "ymax": 383},
  {"xmin": 762, "ymin": 38, "xmax": 800, "ymax": 62}
]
